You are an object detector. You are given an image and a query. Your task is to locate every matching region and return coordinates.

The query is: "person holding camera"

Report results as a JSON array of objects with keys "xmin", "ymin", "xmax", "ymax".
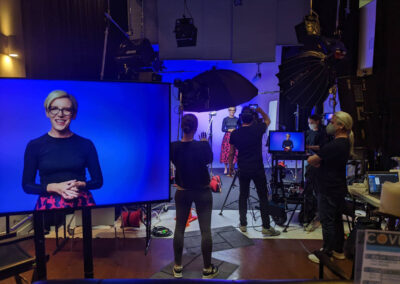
[
  {"xmin": 307, "ymin": 111, "xmax": 354, "ymax": 263},
  {"xmin": 170, "ymin": 114, "xmax": 218, "ymax": 279},
  {"xmin": 229, "ymin": 106, "xmax": 280, "ymax": 236}
]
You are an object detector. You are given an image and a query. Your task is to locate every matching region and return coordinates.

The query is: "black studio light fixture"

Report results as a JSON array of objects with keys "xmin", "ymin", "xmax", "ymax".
[{"xmin": 174, "ymin": 0, "xmax": 197, "ymax": 47}]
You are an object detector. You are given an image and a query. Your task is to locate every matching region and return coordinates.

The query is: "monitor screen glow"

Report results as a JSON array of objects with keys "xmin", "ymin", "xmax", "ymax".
[
  {"xmin": 268, "ymin": 131, "xmax": 305, "ymax": 153},
  {"xmin": 0, "ymin": 79, "xmax": 170, "ymax": 214}
]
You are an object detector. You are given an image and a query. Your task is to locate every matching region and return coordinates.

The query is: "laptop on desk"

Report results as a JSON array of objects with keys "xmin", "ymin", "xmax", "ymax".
[{"xmin": 367, "ymin": 171, "xmax": 399, "ymax": 196}]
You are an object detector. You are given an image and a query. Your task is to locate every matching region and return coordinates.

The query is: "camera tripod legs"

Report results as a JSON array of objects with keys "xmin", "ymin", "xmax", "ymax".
[
  {"xmin": 219, "ymin": 172, "xmax": 259, "ymax": 225},
  {"xmin": 219, "ymin": 172, "xmax": 239, "ymax": 215}
]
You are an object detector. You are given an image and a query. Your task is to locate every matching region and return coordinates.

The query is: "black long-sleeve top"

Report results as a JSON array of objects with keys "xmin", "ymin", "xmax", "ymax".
[
  {"xmin": 282, "ymin": 139, "xmax": 294, "ymax": 150},
  {"xmin": 22, "ymin": 134, "xmax": 103, "ymax": 195},
  {"xmin": 171, "ymin": 141, "xmax": 213, "ymax": 190},
  {"xmin": 221, "ymin": 117, "xmax": 238, "ymax": 132}
]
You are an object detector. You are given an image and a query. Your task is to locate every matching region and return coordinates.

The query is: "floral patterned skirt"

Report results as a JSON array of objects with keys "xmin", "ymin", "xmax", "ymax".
[
  {"xmin": 220, "ymin": 132, "xmax": 238, "ymax": 164},
  {"xmin": 35, "ymin": 190, "xmax": 95, "ymax": 211}
]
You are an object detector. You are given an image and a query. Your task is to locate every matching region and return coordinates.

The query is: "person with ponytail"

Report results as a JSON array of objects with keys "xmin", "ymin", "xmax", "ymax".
[
  {"xmin": 306, "ymin": 111, "xmax": 354, "ymax": 263},
  {"xmin": 170, "ymin": 114, "xmax": 218, "ymax": 279}
]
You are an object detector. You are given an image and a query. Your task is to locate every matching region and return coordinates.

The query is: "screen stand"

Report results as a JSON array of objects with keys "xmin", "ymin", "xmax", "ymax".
[
  {"xmin": 33, "ymin": 211, "xmax": 47, "ymax": 280},
  {"xmin": 145, "ymin": 203, "xmax": 152, "ymax": 255},
  {"xmin": 82, "ymin": 207, "xmax": 94, "ymax": 278}
]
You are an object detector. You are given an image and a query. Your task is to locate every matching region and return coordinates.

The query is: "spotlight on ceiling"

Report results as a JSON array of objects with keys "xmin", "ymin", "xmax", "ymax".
[
  {"xmin": 252, "ymin": 63, "xmax": 262, "ymax": 82},
  {"xmin": 174, "ymin": 16, "xmax": 197, "ymax": 47}
]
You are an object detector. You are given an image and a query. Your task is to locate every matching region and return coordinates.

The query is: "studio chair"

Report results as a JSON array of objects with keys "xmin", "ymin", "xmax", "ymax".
[
  {"xmin": 45, "ymin": 210, "xmax": 70, "ymax": 255},
  {"xmin": 0, "ymin": 233, "xmax": 48, "ymax": 284},
  {"xmin": 68, "ymin": 208, "xmax": 119, "ymax": 250}
]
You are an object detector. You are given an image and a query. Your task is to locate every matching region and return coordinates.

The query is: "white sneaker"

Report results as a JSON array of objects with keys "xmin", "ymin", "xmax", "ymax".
[
  {"xmin": 202, "ymin": 264, "xmax": 219, "ymax": 279},
  {"xmin": 308, "ymin": 248, "xmax": 324, "ymax": 264},
  {"xmin": 332, "ymin": 250, "xmax": 346, "ymax": 260},
  {"xmin": 172, "ymin": 265, "xmax": 183, "ymax": 278},
  {"xmin": 308, "ymin": 253, "xmax": 320, "ymax": 264},
  {"xmin": 262, "ymin": 227, "xmax": 281, "ymax": 236},
  {"xmin": 239, "ymin": 225, "xmax": 247, "ymax": 232}
]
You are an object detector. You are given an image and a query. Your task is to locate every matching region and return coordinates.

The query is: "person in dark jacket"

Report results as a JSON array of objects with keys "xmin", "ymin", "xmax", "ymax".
[
  {"xmin": 307, "ymin": 111, "xmax": 354, "ymax": 263},
  {"xmin": 171, "ymin": 114, "xmax": 218, "ymax": 279},
  {"xmin": 282, "ymin": 133, "xmax": 294, "ymax": 152},
  {"xmin": 229, "ymin": 106, "xmax": 280, "ymax": 236}
]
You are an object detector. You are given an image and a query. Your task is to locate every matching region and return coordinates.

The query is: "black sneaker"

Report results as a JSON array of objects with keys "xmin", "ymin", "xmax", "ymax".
[
  {"xmin": 172, "ymin": 265, "xmax": 183, "ymax": 278},
  {"xmin": 202, "ymin": 264, "xmax": 219, "ymax": 279}
]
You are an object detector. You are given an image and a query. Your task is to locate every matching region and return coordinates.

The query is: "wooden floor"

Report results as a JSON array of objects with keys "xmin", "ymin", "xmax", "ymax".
[{"xmin": 1, "ymin": 238, "xmax": 353, "ymax": 283}]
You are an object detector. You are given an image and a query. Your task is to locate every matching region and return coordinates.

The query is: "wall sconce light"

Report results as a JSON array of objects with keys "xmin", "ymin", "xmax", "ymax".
[
  {"xmin": 0, "ymin": 34, "xmax": 19, "ymax": 57},
  {"xmin": 7, "ymin": 35, "xmax": 19, "ymax": 57},
  {"xmin": 0, "ymin": 34, "xmax": 7, "ymax": 55}
]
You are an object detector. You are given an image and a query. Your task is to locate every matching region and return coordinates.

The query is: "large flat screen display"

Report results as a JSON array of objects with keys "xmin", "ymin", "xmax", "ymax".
[
  {"xmin": 268, "ymin": 131, "xmax": 305, "ymax": 154},
  {"xmin": 0, "ymin": 79, "xmax": 170, "ymax": 214}
]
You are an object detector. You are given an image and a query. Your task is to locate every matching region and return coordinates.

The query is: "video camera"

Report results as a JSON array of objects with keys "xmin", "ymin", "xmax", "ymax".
[{"xmin": 237, "ymin": 104, "xmax": 262, "ymax": 127}]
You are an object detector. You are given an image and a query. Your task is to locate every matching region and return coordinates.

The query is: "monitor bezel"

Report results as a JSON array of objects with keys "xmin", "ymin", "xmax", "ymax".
[
  {"xmin": 0, "ymin": 78, "xmax": 171, "ymax": 216},
  {"xmin": 267, "ymin": 130, "xmax": 306, "ymax": 154}
]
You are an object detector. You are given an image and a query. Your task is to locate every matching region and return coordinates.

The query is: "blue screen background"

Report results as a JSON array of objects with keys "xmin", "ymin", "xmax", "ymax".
[
  {"xmin": 269, "ymin": 132, "xmax": 305, "ymax": 152},
  {"xmin": 0, "ymin": 79, "xmax": 170, "ymax": 214}
]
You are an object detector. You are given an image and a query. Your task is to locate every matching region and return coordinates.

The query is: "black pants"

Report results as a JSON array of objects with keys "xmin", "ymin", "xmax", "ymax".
[
  {"xmin": 318, "ymin": 193, "xmax": 345, "ymax": 253},
  {"xmin": 239, "ymin": 169, "xmax": 271, "ymax": 229},
  {"xmin": 173, "ymin": 189, "xmax": 213, "ymax": 268},
  {"xmin": 302, "ymin": 165, "xmax": 319, "ymax": 223}
]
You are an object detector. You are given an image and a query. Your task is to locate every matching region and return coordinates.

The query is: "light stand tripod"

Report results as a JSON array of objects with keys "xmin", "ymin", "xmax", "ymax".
[
  {"xmin": 270, "ymin": 154, "xmax": 306, "ymax": 232},
  {"xmin": 100, "ymin": 1, "xmax": 131, "ymax": 80},
  {"xmin": 206, "ymin": 111, "xmax": 217, "ymax": 175},
  {"xmin": 219, "ymin": 171, "xmax": 259, "ymax": 225}
]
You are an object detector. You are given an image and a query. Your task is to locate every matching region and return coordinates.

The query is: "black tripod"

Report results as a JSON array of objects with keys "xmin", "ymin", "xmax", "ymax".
[
  {"xmin": 219, "ymin": 171, "xmax": 259, "ymax": 224},
  {"xmin": 270, "ymin": 154, "xmax": 306, "ymax": 232}
]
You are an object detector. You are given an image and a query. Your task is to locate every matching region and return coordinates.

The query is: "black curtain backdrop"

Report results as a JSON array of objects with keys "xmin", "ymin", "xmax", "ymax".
[
  {"xmin": 21, "ymin": 0, "xmax": 127, "ymax": 80},
  {"xmin": 369, "ymin": 0, "xmax": 400, "ymax": 159},
  {"xmin": 337, "ymin": 0, "xmax": 400, "ymax": 168}
]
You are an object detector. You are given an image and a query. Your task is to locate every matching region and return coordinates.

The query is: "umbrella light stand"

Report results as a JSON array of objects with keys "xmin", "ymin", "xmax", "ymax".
[
  {"xmin": 206, "ymin": 111, "xmax": 217, "ymax": 176},
  {"xmin": 294, "ymin": 104, "xmax": 300, "ymax": 180},
  {"xmin": 177, "ymin": 91, "xmax": 184, "ymax": 140}
]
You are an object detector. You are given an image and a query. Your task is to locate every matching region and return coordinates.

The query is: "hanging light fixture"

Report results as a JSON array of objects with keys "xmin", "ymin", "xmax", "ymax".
[{"xmin": 252, "ymin": 63, "xmax": 262, "ymax": 82}]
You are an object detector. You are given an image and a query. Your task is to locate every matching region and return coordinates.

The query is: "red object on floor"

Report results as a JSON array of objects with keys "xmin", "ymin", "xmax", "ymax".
[
  {"xmin": 210, "ymin": 175, "xmax": 222, "ymax": 193},
  {"xmin": 121, "ymin": 209, "xmax": 141, "ymax": 228},
  {"xmin": 174, "ymin": 208, "xmax": 198, "ymax": 227},
  {"xmin": 186, "ymin": 209, "xmax": 198, "ymax": 227}
]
